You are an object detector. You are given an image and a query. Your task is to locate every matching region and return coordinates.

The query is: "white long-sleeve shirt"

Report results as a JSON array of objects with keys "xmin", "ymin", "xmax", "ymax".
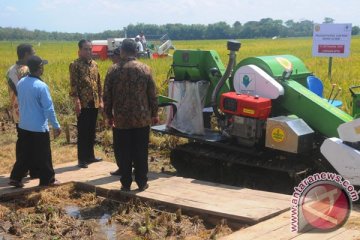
[{"xmin": 136, "ymin": 41, "xmax": 144, "ymax": 52}]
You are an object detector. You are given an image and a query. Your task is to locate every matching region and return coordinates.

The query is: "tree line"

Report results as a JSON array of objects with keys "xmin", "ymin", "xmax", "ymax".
[{"xmin": 1, "ymin": 18, "xmax": 359, "ymax": 41}]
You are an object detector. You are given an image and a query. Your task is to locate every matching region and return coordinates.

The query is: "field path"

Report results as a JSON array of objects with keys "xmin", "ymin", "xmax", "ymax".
[
  {"xmin": 1, "ymin": 161, "xmax": 360, "ymax": 239},
  {"xmin": 0, "ymin": 161, "xmax": 290, "ymax": 224}
]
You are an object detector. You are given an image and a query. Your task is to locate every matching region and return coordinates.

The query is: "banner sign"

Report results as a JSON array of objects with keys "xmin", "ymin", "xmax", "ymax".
[{"xmin": 312, "ymin": 23, "xmax": 352, "ymax": 57}]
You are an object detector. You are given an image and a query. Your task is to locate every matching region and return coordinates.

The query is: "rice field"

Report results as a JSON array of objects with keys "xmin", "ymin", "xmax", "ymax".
[{"xmin": 1, "ymin": 37, "xmax": 360, "ymax": 115}]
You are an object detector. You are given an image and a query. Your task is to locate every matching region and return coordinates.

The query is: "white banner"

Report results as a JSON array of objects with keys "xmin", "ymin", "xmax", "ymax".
[{"xmin": 312, "ymin": 23, "xmax": 352, "ymax": 57}]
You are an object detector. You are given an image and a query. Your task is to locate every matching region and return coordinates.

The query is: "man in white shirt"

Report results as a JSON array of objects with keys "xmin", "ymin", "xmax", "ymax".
[
  {"xmin": 139, "ymin": 31, "xmax": 147, "ymax": 48},
  {"xmin": 135, "ymin": 36, "xmax": 144, "ymax": 52}
]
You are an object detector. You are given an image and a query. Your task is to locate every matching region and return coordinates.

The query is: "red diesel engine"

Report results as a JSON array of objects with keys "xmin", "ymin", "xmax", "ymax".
[{"xmin": 220, "ymin": 92, "xmax": 272, "ymax": 146}]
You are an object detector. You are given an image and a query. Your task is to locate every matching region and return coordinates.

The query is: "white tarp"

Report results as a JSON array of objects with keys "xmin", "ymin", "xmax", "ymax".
[{"xmin": 167, "ymin": 80, "xmax": 209, "ymax": 135}]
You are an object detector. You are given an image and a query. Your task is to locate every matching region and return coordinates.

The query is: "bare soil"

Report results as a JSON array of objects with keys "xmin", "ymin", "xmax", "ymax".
[{"xmin": 0, "ymin": 183, "xmax": 233, "ymax": 239}]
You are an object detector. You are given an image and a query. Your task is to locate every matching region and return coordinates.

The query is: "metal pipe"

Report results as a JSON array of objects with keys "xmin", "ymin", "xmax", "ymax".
[
  {"xmin": 327, "ymin": 84, "xmax": 336, "ymax": 102},
  {"xmin": 331, "ymin": 88, "xmax": 342, "ymax": 104},
  {"xmin": 211, "ymin": 50, "xmax": 237, "ymax": 120}
]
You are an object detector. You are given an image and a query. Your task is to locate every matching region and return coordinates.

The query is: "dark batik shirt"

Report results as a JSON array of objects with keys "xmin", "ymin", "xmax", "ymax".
[
  {"xmin": 103, "ymin": 57, "xmax": 158, "ymax": 129},
  {"xmin": 6, "ymin": 63, "xmax": 29, "ymax": 123},
  {"xmin": 69, "ymin": 58, "xmax": 102, "ymax": 108}
]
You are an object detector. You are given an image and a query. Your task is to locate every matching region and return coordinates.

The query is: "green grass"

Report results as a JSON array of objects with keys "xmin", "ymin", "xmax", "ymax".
[{"xmin": 1, "ymin": 37, "xmax": 360, "ymax": 114}]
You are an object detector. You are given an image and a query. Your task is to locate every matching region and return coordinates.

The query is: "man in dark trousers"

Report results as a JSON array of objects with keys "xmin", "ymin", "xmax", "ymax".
[
  {"xmin": 69, "ymin": 39, "xmax": 103, "ymax": 168},
  {"xmin": 9, "ymin": 55, "xmax": 61, "ymax": 187},
  {"xmin": 103, "ymin": 39, "xmax": 159, "ymax": 191},
  {"xmin": 107, "ymin": 46, "xmax": 122, "ymax": 176},
  {"xmin": 6, "ymin": 44, "xmax": 37, "ymax": 180}
]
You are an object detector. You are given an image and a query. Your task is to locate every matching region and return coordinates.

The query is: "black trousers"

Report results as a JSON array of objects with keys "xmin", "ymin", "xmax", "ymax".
[
  {"xmin": 112, "ymin": 128, "xmax": 121, "ymax": 169},
  {"xmin": 113, "ymin": 126, "xmax": 150, "ymax": 188},
  {"xmin": 77, "ymin": 108, "xmax": 98, "ymax": 163},
  {"xmin": 14, "ymin": 124, "xmax": 38, "ymax": 178},
  {"xmin": 10, "ymin": 128, "xmax": 55, "ymax": 185}
]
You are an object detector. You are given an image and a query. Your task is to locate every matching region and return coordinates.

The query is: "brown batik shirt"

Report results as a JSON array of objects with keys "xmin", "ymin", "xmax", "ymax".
[
  {"xmin": 103, "ymin": 57, "xmax": 158, "ymax": 129},
  {"xmin": 69, "ymin": 58, "xmax": 102, "ymax": 108},
  {"xmin": 6, "ymin": 63, "xmax": 30, "ymax": 123}
]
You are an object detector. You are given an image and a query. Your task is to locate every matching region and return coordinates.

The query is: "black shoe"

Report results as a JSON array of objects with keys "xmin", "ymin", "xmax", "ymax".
[
  {"xmin": 120, "ymin": 186, "xmax": 131, "ymax": 192},
  {"xmin": 87, "ymin": 157, "xmax": 103, "ymax": 163},
  {"xmin": 78, "ymin": 162, "xmax": 88, "ymax": 168},
  {"xmin": 137, "ymin": 184, "xmax": 149, "ymax": 192},
  {"xmin": 110, "ymin": 169, "xmax": 121, "ymax": 176},
  {"xmin": 8, "ymin": 179, "xmax": 24, "ymax": 188}
]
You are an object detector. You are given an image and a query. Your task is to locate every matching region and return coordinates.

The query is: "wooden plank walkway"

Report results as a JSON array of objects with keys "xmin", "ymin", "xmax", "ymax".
[
  {"xmin": 0, "ymin": 161, "xmax": 290, "ymax": 224},
  {"xmin": 2, "ymin": 161, "xmax": 360, "ymax": 239},
  {"xmin": 221, "ymin": 207, "xmax": 360, "ymax": 240}
]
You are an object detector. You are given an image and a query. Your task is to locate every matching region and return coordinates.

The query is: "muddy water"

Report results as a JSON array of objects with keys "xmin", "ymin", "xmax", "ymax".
[
  {"xmin": 64, "ymin": 205, "xmax": 81, "ymax": 218},
  {"xmin": 99, "ymin": 213, "xmax": 117, "ymax": 239},
  {"xmin": 64, "ymin": 205, "xmax": 121, "ymax": 239}
]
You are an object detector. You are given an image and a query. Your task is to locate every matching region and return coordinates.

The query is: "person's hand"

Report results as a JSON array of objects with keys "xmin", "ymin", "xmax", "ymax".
[
  {"xmin": 53, "ymin": 128, "xmax": 62, "ymax": 139},
  {"xmin": 151, "ymin": 116, "xmax": 159, "ymax": 125},
  {"xmin": 74, "ymin": 98, "xmax": 81, "ymax": 117},
  {"xmin": 107, "ymin": 118, "xmax": 115, "ymax": 128}
]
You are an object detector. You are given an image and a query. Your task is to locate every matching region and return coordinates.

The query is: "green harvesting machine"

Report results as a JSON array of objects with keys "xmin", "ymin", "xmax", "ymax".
[{"xmin": 154, "ymin": 40, "xmax": 360, "ymax": 187}]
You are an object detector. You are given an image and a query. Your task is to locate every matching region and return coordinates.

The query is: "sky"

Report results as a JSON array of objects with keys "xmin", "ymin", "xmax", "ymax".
[{"xmin": 1, "ymin": 0, "xmax": 359, "ymax": 33}]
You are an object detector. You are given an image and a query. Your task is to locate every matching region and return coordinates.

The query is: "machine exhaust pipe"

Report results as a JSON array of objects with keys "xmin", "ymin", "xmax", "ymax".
[{"xmin": 211, "ymin": 40, "xmax": 241, "ymax": 120}]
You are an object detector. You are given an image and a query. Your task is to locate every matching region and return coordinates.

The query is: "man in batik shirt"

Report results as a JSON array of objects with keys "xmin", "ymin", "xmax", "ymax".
[
  {"xmin": 6, "ymin": 44, "xmax": 34, "ymax": 124},
  {"xmin": 6, "ymin": 44, "xmax": 35, "ymax": 181},
  {"xmin": 103, "ymin": 38, "xmax": 159, "ymax": 191},
  {"xmin": 69, "ymin": 39, "xmax": 103, "ymax": 168}
]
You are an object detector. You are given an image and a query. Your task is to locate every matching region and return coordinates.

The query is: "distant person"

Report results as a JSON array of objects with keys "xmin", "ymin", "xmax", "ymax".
[
  {"xmin": 9, "ymin": 55, "xmax": 61, "ymax": 187},
  {"xmin": 69, "ymin": 39, "xmax": 103, "ymax": 168},
  {"xmin": 110, "ymin": 47, "xmax": 121, "ymax": 64},
  {"xmin": 135, "ymin": 36, "xmax": 144, "ymax": 52},
  {"xmin": 103, "ymin": 38, "xmax": 159, "ymax": 191},
  {"xmin": 139, "ymin": 31, "xmax": 147, "ymax": 48},
  {"xmin": 6, "ymin": 43, "xmax": 37, "ymax": 180}
]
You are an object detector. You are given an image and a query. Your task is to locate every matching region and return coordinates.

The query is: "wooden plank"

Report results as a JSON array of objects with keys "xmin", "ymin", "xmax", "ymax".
[
  {"xmin": 3, "ymin": 160, "xmax": 360, "ymax": 240},
  {"xmin": 150, "ymin": 175, "xmax": 291, "ymax": 201},
  {"xmin": 0, "ymin": 161, "xmax": 290, "ymax": 224},
  {"xmin": 256, "ymin": 226, "xmax": 347, "ymax": 240},
  {"xmin": 328, "ymin": 229, "xmax": 360, "ymax": 240},
  {"xmin": 0, "ymin": 161, "xmax": 117, "ymax": 196},
  {"xmin": 135, "ymin": 190, "xmax": 267, "ymax": 223},
  {"xmin": 220, "ymin": 212, "xmax": 290, "ymax": 240},
  {"xmin": 138, "ymin": 182, "xmax": 286, "ymax": 206},
  {"xmin": 291, "ymin": 228, "xmax": 347, "ymax": 240},
  {"xmin": 148, "ymin": 178, "xmax": 290, "ymax": 202},
  {"xmin": 135, "ymin": 188, "xmax": 287, "ymax": 222},
  {"xmin": 141, "ymin": 179, "xmax": 290, "ymax": 210},
  {"xmin": 263, "ymin": 225, "xmax": 298, "ymax": 240},
  {"xmin": 221, "ymin": 208, "xmax": 360, "ymax": 240}
]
